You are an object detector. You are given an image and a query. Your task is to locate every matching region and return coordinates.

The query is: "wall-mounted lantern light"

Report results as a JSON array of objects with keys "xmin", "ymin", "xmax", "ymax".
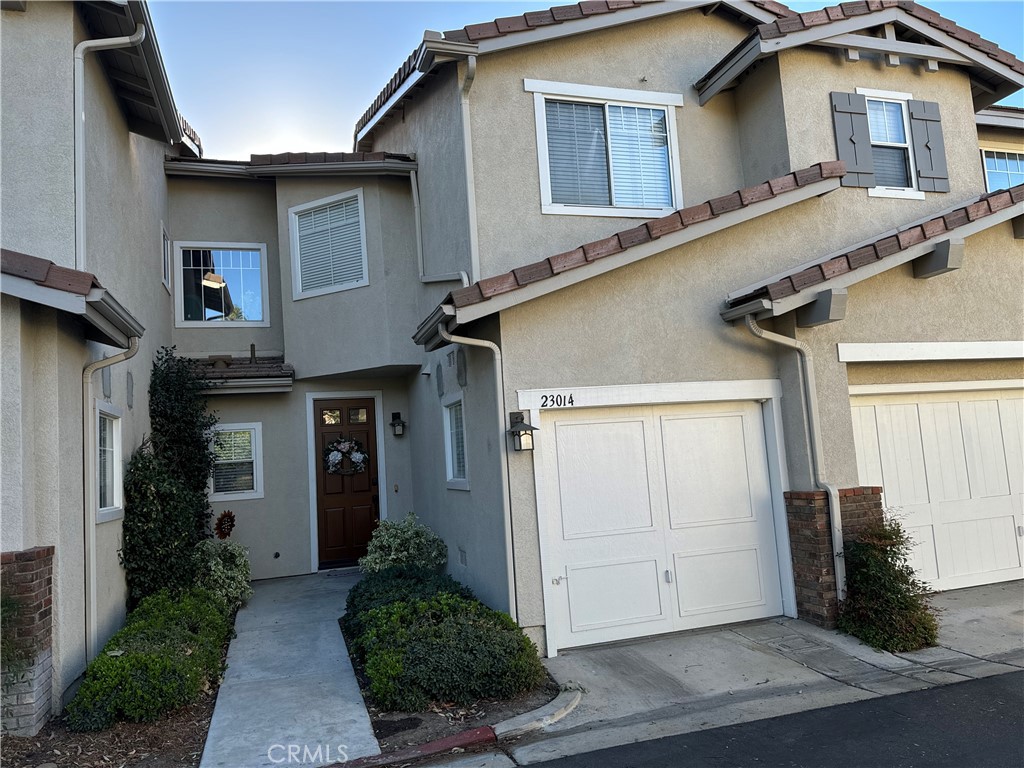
[
  {"xmin": 508, "ymin": 411, "xmax": 538, "ymax": 452},
  {"xmin": 389, "ymin": 412, "xmax": 407, "ymax": 437}
]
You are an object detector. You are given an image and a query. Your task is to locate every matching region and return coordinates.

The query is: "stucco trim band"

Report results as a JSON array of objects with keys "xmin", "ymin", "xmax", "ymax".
[
  {"xmin": 838, "ymin": 341, "xmax": 1024, "ymax": 362},
  {"xmin": 849, "ymin": 379, "xmax": 1024, "ymax": 396}
]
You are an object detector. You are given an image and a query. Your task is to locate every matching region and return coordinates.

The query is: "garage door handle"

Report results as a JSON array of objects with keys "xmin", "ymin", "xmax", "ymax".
[{"xmin": 665, "ymin": 570, "xmax": 673, "ymax": 584}]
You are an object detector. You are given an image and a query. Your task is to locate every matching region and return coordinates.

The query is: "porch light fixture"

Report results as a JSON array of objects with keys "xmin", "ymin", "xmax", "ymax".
[
  {"xmin": 389, "ymin": 412, "xmax": 407, "ymax": 437},
  {"xmin": 507, "ymin": 412, "xmax": 537, "ymax": 452}
]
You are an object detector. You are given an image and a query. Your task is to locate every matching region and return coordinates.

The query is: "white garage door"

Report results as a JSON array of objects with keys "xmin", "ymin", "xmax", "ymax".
[
  {"xmin": 540, "ymin": 401, "xmax": 785, "ymax": 651},
  {"xmin": 851, "ymin": 387, "xmax": 1024, "ymax": 591}
]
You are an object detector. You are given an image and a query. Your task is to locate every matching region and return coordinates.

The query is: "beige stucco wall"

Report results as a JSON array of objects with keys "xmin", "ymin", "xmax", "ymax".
[
  {"xmin": 275, "ymin": 176, "xmax": 423, "ymax": 378},
  {"xmin": 977, "ymin": 125, "xmax": 1024, "ymax": 153},
  {"xmin": 167, "ymin": 177, "xmax": 283, "ymax": 357},
  {"xmin": 206, "ymin": 377, "xmax": 415, "ymax": 580},
  {"xmin": 467, "ymin": 8, "xmax": 750, "ymax": 278},
  {"xmin": 779, "ymin": 48, "xmax": 987, "ymax": 238},
  {"xmin": 369, "ymin": 66, "xmax": 474, "ymax": 302},
  {"xmin": 1, "ymin": 2, "xmax": 76, "ymax": 264}
]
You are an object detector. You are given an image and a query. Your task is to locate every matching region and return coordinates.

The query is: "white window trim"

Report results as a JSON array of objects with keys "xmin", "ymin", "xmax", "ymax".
[
  {"xmin": 96, "ymin": 400, "xmax": 123, "ymax": 524},
  {"xmin": 526, "ymin": 79, "xmax": 684, "ymax": 218},
  {"xmin": 856, "ymin": 87, "xmax": 926, "ymax": 201},
  {"xmin": 441, "ymin": 390, "xmax": 470, "ymax": 491},
  {"xmin": 173, "ymin": 241, "xmax": 271, "ymax": 328},
  {"xmin": 837, "ymin": 340, "xmax": 1024, "ymax": 363},
  {"xmin": 980, "ymin": 147, "xmax": 1024, "ymax": 192},
  {"xmin": 288, "ymin": 189, "xmax": 370, "ymax": 300},
  {"xmin": 210, "ymin": 422, "xmax": 264, "ymax": 501},
  {"xmin": 161, "ymin": 224, "xmax": 171, "ymax": 294}
]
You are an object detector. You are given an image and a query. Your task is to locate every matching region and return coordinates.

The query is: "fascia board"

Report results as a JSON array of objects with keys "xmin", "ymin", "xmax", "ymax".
[
  {"xmin": 894, "ymin": 14, "xmax": 1024, "ymax": 87},
  {"xmin": 976, "ymin": 110, "xmax": 1024, "ymax": 129},
  {"xmin": 1, "ymin": 274, "xmax": 87, "ymax": 314},
  {"xmin": 812, "ymin": 32, "xmax": 970, "ymax": 65},
  {"xmin": 87, "ymin": 288, "xmax": 146, "ymax": 339},
  {"xmin": 453, "ymin": 176, "xmax": 842, "ymax": 326},
  {"xmin": 164, "ymin": 161, "xmax": 250, "ymax": 178},
  {"xmin": 202, "ymin": 378, "xmax": 294, "ymax": 395},
  {"xmin": 83, "ymin": 304, "xmax": 131, "ymax": 348},
  {"xmin": 356, "ymin": 69, "xmax": 429, "ymax": 144},
  {"xmin": 246, "ymin": 161, "xmax": 417, "ymax": 177},
  {"xmin": 697, "ymin": 36, "xmax": 762, "ymax": 104},
  {"xmin": 762, "ymin": 204, "xmax": 1023, "ymax": 318},
  {"xmin": 125, "ymin": 0, "xmax": 184, "ymax": 145}
]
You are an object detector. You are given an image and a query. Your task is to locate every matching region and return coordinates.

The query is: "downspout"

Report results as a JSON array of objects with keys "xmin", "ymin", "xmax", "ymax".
[
  {"xmin": 411, "ymin": 170, "xmax": 469, "ymax": 286},
  {"xmin": 437, "ymin": 325, "xmax": 518, "ymax": 622},
  {"xmin": 75, "ymin": 24, "xmax": 146, "ymax": 271},
  {"xmin": 459, "ymin": 55, "xmax": 481, "ymax": 283},
  {"xmin": 744, "ymin": 315, "xmax": 847, "ymax": 600},
  {"xmin": 82, "ymin": 336, "xmax": 140, "ymax": 660}
]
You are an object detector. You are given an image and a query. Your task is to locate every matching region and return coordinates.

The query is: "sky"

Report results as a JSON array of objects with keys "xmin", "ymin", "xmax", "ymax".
[{"xmin": 147, "ymin": 1, "xmax": 1024, "ymax": 160}]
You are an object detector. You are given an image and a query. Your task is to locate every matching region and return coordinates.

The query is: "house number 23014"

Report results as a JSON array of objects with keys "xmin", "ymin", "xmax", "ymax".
[{"xmin": 540, "ymin": 393, "xmax": 575, "ymax": 408}]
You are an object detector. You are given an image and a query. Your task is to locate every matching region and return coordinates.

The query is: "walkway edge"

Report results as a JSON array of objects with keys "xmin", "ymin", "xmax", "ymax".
[
  {"xmin": 336, "ymin": 726, "xmax": 496, "ymax": 768},
  {"xmin": 493, "ymin": 689, "xmax": 583, "ymax": 739}
]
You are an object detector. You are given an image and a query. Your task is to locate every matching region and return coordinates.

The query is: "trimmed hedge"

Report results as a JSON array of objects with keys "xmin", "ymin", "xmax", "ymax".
[
  {"xmin": 66, "ymin": 589, "xmax": 231, "ymax": 732},
  {"xmin": 194, "ymin": 539, "xmax": 254, "ymax": 613},
  {"xmin": 355, "ymin": 593, "xmax": 545, "ymax": 711},
  {"xmin": 358, "ymin": 513, "xmax": 448, "ymax": 573},
  {"xmin": 341, "ymin": 565, "xmax": 474, "ymax": 653}
]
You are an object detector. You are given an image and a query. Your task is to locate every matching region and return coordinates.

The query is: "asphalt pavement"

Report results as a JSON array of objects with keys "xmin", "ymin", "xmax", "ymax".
[{"xmin": 530, "ymin": 671, "xmax": 1024, "ymax": 768}]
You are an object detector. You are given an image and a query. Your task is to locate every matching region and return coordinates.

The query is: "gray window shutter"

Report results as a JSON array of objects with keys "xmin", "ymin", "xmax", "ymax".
[
  {"xmin": 908, "ymin": 100, "xmax": 949, "ymax": 193},
  {"xmin": 831, "ymin": 92, "xmax": 875, "ymax": 188}
]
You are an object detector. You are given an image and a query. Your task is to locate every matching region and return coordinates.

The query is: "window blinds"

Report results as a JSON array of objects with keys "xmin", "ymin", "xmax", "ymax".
[
  {"xmin": 608, "ymin": 105, "xmax": 671, "ymax": 207},
  {"xmin": 296, "ymin": 197, "xmax": 364, "ymax": 292},
  {"xmin": 546, "ymin": 101, "xmax": 611, "ymax": 206},
  {"xmin": 213, "ymin": 430, "xmax": 254, "ymax": 493}
]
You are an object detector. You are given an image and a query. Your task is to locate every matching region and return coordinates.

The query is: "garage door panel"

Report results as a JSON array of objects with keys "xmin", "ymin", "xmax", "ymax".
[
  {"xmin": 566, "ymin": 557, "xmax": 666, "ymax": 632},
  {"xmin": 906, "ymin": 524, "xmax": 939, "ymax": 582},
  {"xmin": 672, "ymin": 547, "xmax": 766, "ymax": 616},
  {"xmin": 555, "ymin": 419, "xmax": 656, "ymax": 539},
  {"xmin": 960, "ymin": 400, "xmax": 1011, "ymax": 499},
  {"xmin": 876, "ymin": 404, "xmax": 930, "ymax": 506},
  {"xmin": 999, "ymin": 398, "xmax": 1023, "ymax": 497},
  {"xmin": 852, "ymin": 406, "xmax": 884, "ymax": 488},
  {"xmin": 941, "ymin": 515, "xmax": 1021, "ymax": 578},
  {"xmin": 919, "ymin": 403, "xmax": 971, "ymax": 503}
]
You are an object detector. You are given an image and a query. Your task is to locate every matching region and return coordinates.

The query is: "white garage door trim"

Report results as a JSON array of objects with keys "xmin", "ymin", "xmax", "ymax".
[{"xmin": 518, "ymin": 379, "xmax": 796, "ymax": 657}]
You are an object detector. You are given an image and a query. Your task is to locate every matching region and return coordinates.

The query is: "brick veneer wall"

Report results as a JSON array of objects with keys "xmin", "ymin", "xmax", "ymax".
[
  {"xmin": 784, "ymin": 487, "xmax": 884, "ymax": 628},
  {"xmin": 1, "ymin": 546, "xmax": 55, "ymax": 736}
]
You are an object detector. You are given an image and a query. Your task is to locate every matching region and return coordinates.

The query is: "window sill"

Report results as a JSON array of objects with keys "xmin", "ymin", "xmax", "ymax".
[
  {"xmin": 96, "ymin": 507, "xmax": 124, "ymax": 524},
  {"xmin": 292, "ymin": 279, "xmax": 370, "ymax": 301},
  {"xmin": 541, "ymin": 203, "xmax": 676, "ymax": 218},
  {"xmin": 211, "ymin": 490, "xmax": 264, "ymax": 502},
  {"xmin": 446, "ymin": 479, "xmax": 470, "ymax": 492},
  {"xmin": 867, "ymin": 187, "xmax": 926, "ymax": 200},
  {"xmin": 175, "ymin": 320, "xmax": 271, "ymax": 329}
]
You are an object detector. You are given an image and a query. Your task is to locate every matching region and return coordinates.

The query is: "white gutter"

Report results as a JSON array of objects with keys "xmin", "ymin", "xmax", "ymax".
[
  {"xmin": 82, "ymin": 336, "xmax": 140, "ymax": 660},
  {"xmin": 411, "ymin": 170, "xmax": 469, "ymax": 286},
  {"xmin": 75, "ymin": 23, "xmax": 146, "ymax": 271},
  {"xmin": 437, "ymin": 325, "xmax": 518, "ymax": 622},
  {"xmin": 744, "ymin": 316, "xmax": 847, "ymax": 601},
  {"xmin": 460, "ymin": 56, "xmax": 481, "ymax": 283}
]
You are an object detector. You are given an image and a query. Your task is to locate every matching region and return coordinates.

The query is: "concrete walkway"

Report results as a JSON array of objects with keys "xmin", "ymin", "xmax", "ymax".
[{"xmin": 200, "ymin": 570, "xmax": 379, "ymax": 768}]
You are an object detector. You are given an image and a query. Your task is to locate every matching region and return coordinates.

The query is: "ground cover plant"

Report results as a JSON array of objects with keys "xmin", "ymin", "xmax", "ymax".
[{"xmin": 837, "ymin": 515, "xmax": 938, "ymax": 652}]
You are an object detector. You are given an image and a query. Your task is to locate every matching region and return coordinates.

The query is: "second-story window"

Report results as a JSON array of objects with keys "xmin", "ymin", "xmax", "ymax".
[
  {"xmin": 982, "ymin": 150, "xmax": 1024, "ymax": 191},
  {"xmin": 289, "ymin": 189, "xmax": 368, "ymax": 300},
  {"xmin": 526, "ymin": 80, "xmax": 683, "ymax": 218},
  {"xmin": 866, "ymin": 98, "xmax": 912, "ymax": 189},
  {"xmin": 174, "ymin": 242, "xmax": 269, "ymax": 328}
]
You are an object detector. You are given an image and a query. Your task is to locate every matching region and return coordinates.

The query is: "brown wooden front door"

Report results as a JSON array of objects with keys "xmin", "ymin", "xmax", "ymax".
[{"xmin": 314, "ymin": 398, "xmax": 379, "ymax": 568}]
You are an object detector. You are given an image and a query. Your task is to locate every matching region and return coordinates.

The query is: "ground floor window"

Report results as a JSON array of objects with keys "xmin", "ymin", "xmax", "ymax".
[
  {"xmin": 443, "ymin": 396, "xmax": 469, "ymax": 490},
  {"xmin": 211, "ymin": 423, "xmax": 264, "ymax": 500},
  {"xmin": 97, "ymin": 401, "xmax": 123, "ymax": 523}
]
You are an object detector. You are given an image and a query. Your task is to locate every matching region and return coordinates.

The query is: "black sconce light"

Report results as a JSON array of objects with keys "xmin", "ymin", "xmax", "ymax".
[
  {"xmin": 389, "ymin": 412, "xmax": 407, "ymax": 437},
  {"xmin": 507, "ymin": 411, "xmax": 538, "ymax": 452}
]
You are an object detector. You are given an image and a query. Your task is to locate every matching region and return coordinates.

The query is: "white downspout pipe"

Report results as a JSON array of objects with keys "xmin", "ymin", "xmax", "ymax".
[
  {"xmin": 459, "ymin": 55, "xmax": 481, "ymax": 283},
  {"xmin": 411, "ymin": 170, "xmax": 469, "ymax": 287},
  {"xmin": 437, "ymin": 325, "xmax": 518, "ymax": 622},
  {"xmin": 82, "ymin": 336, "xmax": 139, "ymax": 660},
  {"xmin": 744, "ymin": 315, "xmax": 847, "ymax": 601},
  {"xmin": 75, "ymin": 24, "xmax": 146, "ymax": 271}
]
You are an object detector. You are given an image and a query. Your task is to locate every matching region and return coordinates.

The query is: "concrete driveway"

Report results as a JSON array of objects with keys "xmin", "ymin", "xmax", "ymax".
[{"xmin": 509, "ymin": 581, "xmax": 1024, "ymax": 765}]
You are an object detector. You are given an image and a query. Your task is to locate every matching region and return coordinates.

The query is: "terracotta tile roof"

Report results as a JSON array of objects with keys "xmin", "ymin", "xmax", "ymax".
[
  {"xmin": 193, "ymin": 355, "xmax": 295, "ymax": 381},
  {"xmin": 448, "ymin": 161, "xmax": 846, "ymax": 310},
  {"xmin": 753, "ymin": 0, "xmax": 1023, "ymax": 74},
  {"xmin": 727, "ymin": 184, "xmax": 1024, "ymax": 307},
  {"xmin": 355, "ymin": 1, "xmax": 793, "ymax": 137},
  {"xmin": 1, "ymin": 248, "xmax": 102, "ymax": 296},
  {"xmin": 248, "ymin": 151, "xmax": 414, "ymax": 166}
]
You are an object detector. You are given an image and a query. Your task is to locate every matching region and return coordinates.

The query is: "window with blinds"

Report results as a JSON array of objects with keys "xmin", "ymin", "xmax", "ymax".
[
  {"xmin": 290, "ymin": 190, "xmax": 368, "ymax": 298},
  {"xmin": 211, "ymin": 424, "xmax": 263, "ymax": 500},
  {"xmin": 446, "ymin": 401, "xmax": 466, "ymax": 481},
  {"xmin": 545, "ymin": 100, "xmax": 672, "ymax": 210},
  {"xmin": 866, "ymin": 99, "xmax": 912, "ymax": 189}
]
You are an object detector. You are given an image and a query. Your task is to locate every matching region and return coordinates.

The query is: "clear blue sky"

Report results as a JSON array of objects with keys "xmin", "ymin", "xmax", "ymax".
[{"xmin": 148, "ymin": 1, "xmax": 1024, "ymax": 160}]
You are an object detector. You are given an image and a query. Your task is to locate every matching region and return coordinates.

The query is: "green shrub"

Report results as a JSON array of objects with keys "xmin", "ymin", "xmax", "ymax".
[
  {"xmin": 358, "ymin": 513, "xmax": 447, "ymax": 573},
  {"xmin": 358, "ymin": 594, "xmax": 544, "ymax": 711},
  {"xmin": 194, "ymin": 539, "xmax": 253, "ymax": 613},
  {"xmin": 66, "ymin": 589, "xmax": 231, "ymax": 732},
  {"xmin": 342, "ymin": 565, "xmax": 474, "ymax": 652},
  {"xmin": 837, "ymin": 516, "xmax": 938, "ymax": 653},
  {"xmin": 119, "ymin": 444, "xmax": 204, "ymax": 608}
]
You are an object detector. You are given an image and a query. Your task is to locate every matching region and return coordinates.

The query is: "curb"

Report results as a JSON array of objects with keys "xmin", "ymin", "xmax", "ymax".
[
  {"xmin": 334, "ymin": 687, "xmax": 583, "ymax": 767},
  {"xmin": 492, "ymin": 688, "xmax": 583, "ymax": 740}
]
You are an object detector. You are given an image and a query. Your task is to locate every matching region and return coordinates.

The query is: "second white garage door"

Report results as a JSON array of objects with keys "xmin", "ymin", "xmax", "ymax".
[{"xmin": 539, "ymin": 400, "xmax": 786, "ymax": 651}]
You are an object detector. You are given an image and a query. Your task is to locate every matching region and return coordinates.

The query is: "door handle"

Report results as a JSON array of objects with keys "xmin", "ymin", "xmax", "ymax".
[{"xmin": 665, "ymin": 570, "xmax": 673, "ymax": 584}]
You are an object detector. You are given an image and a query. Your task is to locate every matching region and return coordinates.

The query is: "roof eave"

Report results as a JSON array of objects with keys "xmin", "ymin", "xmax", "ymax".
[{"xmin": 976, "ymin": 109, "xmax": 1024, "ymax": 130}]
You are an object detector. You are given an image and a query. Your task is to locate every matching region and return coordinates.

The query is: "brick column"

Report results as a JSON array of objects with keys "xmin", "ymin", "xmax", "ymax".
[
  {"xmin": 1, "ymin": 546, "xmax": 55, "ymax": 736},
  {"xmin": 784, "ymin": 487, "xmax": 883, "ymax": 628}
]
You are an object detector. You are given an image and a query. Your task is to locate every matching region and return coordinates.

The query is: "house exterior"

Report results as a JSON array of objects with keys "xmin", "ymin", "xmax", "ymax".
[{"xmin": 2, "ymin": 0, "xmax": 1022, "ymax": 735}]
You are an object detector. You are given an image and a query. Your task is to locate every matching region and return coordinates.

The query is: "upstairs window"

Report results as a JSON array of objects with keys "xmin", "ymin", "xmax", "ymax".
[
  {"xmin": 289, "ymin": 189, "xmax": 368, "ymax": 299},
  {"xmin": 526, "ymin": 80, "xmax": 683, "ymax": 217},
  {"xmin": 174, "ymin": 242, "xmax": 269, "ymax": 328},
  {"xmin": 866, "ymin": 98, "xmax": 912, "ymax": 188},
  {"xmin": 982, "ymin": 150, "xmax": 1024, "ymax": 191}
]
